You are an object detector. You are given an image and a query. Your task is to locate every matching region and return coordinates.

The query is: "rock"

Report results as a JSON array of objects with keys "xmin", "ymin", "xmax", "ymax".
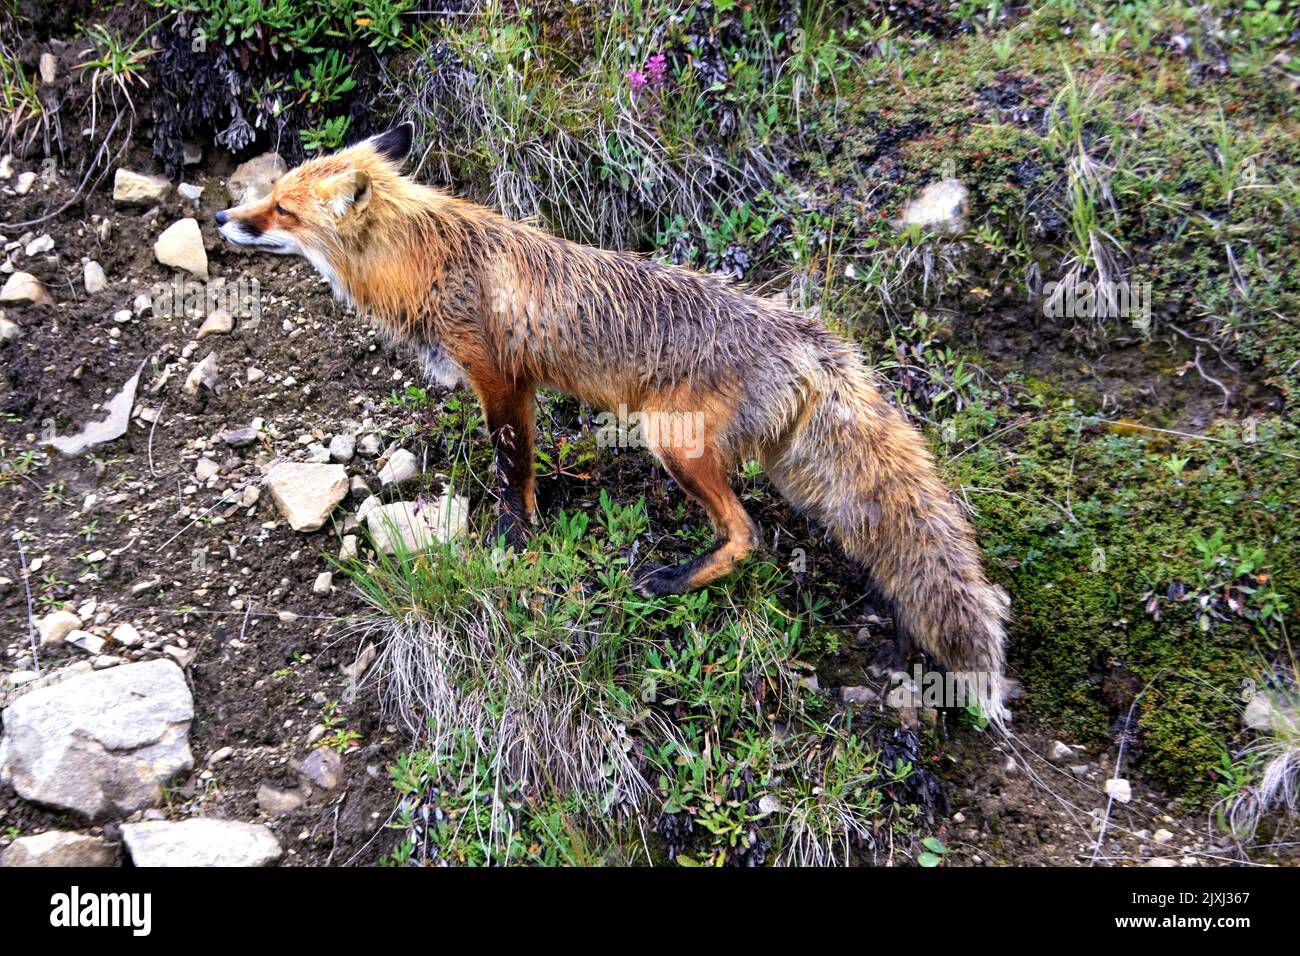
[
  {"xmin": 83, "ymin": 260, "xmax": 107, "ymax": 294},
  {"xmin": 227, "ymin": 152, "xmax": 287, "ymax": 205},
  {"xmin": 43, "ymin": 360, "xmax": 144, "ymax": 456},
  {"xmin": 898, "ymin": 178, "xmax": 969, "ymax": 236},
  {"xmin": 195, "ymin": 458, "xmax": 220, "ymax": 481},
  {"xmin": 365, "ymin": 495, "xmax": 469, "ymax": 554},
  {"xmin": 246, "ymin": 367, "xmax": 265, "ymax": 383},
  {"xmin": 67, "ymin": 630, "xmax": 106, "ymax": 655},
  {"xmin": 378, "ymin": 448, "xmax": 417, "ymax": 486},
  {"xmin": 182, "ymin": 141, "xmax": 202, "ymax": 165},
  {"xmin": 113, "ymin": 168, "xmax": 172, "ymax": 206},
  {"xmin": 15, "ymin": 171, "xmax": 37, "ymax": 195},
  {"xmin": 155, "ymin": 218, "xmax": 208, "ymax": 279},
  {"xmin": 1, "ymin": 831, "xmax": 120, "ymax": 868},
  {"xmin": 840, "ymin": 686, "xmax": 876, "ymax": 705},
  {"xmin": 1153, "ymin": 828, "xmax": 1174, "ymax": 845},
  {"xmin": 339, "ymin": 535, "xmax": 358, "ymax": 562},
  {"xmin": 1143, "ymin": 857, "xmax": 1178, "ymax": 867},
  {"xmin": 305, "ymin": 443, "xmax": 332, "ymax": 463},
  {"xmin": 120, "ymin": 819, "xmax": 282, "ymax": 867},
  {"xmin": 357, "ymin": 433, "xmax": 381, "ymax": 457},
  {"xmin": 1104, "ymin": 778, "xmax": 1132, "ymax": 804},
  {"xmin": 1, "ymin": 271, "xmax": 53, "ymax": 306},
  {"xmin": 38, "ymin": 609, "xmax": 82, "ymax": 646},
  {"xmin": 256, "ymin": 783, "xmax": 305, "ymax": 816},
  {"xmin": 241, "ymin": 485, "xmax": 261, "ymax": 507},
  {"xmin": 341, "ymin": 643, "xmax": 376, "ymax": 682},
  {"xmin": 1046, "ymin": 740, "xmax": 1074, "ymax": 763},
  {"xmin": 0, "ymin": 154, "xmax": 11, "ymax": 178},
  {"xmin": 349, "ymin": 475, "xmax": 370, "ymax": 499},
  {"xmin": 328, "ymin": 433, "xmax": 355, "ymax": 463},
  {"xmin": 111, "ymin": 622, "xmax": 143, "ymax": 647},
  {"xmin": 0, "ymin": 314, "xmax": 18, "ymax": 341},
  {"xmin": 207, "ymin": 746, "xmax": 234, "ymax": 766},
  {"xmin": 197, "ymin": 309, "xmax": 234, "ymax": 338},
  {"xmin": 38, "ymin": 52, "xmax": 58, "ymax": 85},
  {"xmin": 265, "ymin": 462, "xmax": 349, "ymax": 532},
  {"xmin": 183, "ymin": 351, "xmax": 219, "ymax": 397},
  {"xmin": 298, "ymin": 747, "xmax": 344, "ymax": 790},
  {"xmin": 24, "ymin": 233, "xmax": 54, "ymax": 256},
  {"xmin": 178, "ymin": 182, "xmax": 203, "ymax": 204},
  {"xmin": 312, "ymin": 571, "xmax": 333, "ymax": 595},
  {"xmin": 219, "ymin": 427, "xmax": 259, "ymax": 448},
  {"xmin": 0, "ymin": 659, "xmax": 193, "ymax": 820}
]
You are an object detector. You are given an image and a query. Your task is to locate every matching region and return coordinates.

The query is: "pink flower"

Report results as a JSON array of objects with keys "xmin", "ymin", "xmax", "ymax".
[
  {"xmin": 626, "ymin": 68, "xmax": 648, "ymax": 96},
  {"xmin": 645, "ymin": 53, "xmax": 667, "ymax": 86}
]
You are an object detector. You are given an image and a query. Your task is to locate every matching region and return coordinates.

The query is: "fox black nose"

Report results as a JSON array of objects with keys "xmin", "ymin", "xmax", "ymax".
[{"xmin": 215, "ymin": 209, "xmax": 228, "ymax": 225}]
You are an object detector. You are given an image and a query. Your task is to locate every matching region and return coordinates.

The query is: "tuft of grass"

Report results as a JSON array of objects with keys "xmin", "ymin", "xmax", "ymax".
[{"xmin": 340, "ymin": 486, "xmax": 925, "ymax": 866}]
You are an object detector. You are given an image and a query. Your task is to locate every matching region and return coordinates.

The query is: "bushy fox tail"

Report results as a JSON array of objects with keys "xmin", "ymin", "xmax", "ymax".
[{"xmin": 764, "ymin": 362, "xmax": 1011, "ymax": 725}]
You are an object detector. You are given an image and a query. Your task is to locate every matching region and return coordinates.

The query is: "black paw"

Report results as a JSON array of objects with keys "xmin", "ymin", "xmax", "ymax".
[
  {"xmin": 495, "ymin": 512, "xmax": 529, "ymax": 551},
  {"xmin": 632, "ymin": 562, "xmax": 692, "ymax": 598}
]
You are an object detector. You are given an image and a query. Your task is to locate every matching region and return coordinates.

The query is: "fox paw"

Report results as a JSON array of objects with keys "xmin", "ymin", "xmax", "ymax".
[{"xmin": 631, "ymin": 563, "xmax": 691, "ymax": 598}]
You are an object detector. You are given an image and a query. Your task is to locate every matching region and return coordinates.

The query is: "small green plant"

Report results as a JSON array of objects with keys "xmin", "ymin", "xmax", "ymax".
[{"xmin": 917, "ymin": 835, "xmax": 946, "ymax": 868}]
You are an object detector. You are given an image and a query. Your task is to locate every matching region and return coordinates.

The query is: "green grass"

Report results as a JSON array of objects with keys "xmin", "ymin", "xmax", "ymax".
[{"xmin": 343, "ymin": 490, "xmax": 925, "ymax": 866}]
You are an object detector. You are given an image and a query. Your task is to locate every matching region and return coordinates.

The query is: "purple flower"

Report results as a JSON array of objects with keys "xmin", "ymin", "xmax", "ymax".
[
  {"xmin": 645, "ymin": 53, "xmax": 667, "ymax": 86},
  {"xmin": 626, "ymin": 68, "xmax": 648, "ymax": 96}
]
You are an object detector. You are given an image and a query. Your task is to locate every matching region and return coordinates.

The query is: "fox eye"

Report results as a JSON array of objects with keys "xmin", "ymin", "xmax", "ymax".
[{"xmin": 274, "ymin": 203, "xmax": 290, "ymax": 216}]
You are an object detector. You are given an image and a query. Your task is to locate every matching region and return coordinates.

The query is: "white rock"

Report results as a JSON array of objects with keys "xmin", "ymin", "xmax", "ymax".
[
  {"xmin": 15, "ymin": 171, "xmax": 37, "ymax": 195},
  {"xmin": 195, "ymin": 458, "xmax": 220, "ymax": 481},
  {"xmin": 365, "ymin": 495, "xmax": 469, "ymax": 554},
  {"xmin": 113, "ymin": 168, "xmax": 172, "ymax": 205},
  {"xmin": 120, "ymin": 819, "xmax": 282, "ymax": 867},
  {"xmin": 183, "ymin": 351, "xmax": 219, "ymax": 397},
  {"xmin": 154, "ymin": 218, "xmax": 208, "ymax": 279},
  {"xmin": 264, "ymin": 462, "xmax": 349, "ymax": 532},
  {"xmin": 67, "ymin": 630, "xmax": 106, "ymax": 655},
  {"xmin": 1153, "ymin": 828, "xmax": 1174, "ymax": 845},
  {"xmin": 312, "ymin": 571, "xmax": 333, "ymax": 595},
  {"xmin": 38, "ymin": 609, "xmax": 82, "ymax": 646},
  {"xmin": 1104, "ymin": 778, "xmax": 1132, "ymax": 803},
  {"xmin": 0, "ymin": 271, "xmax": 53, "ymax": 306},
  {"xmin": 83, "ymin": 260, "xmax": 107, "ymax": 294},
  {"xmin": 378, "ymin": 448, "xmax": 417, "ymax": 486},
  {"xmin": 0, "ymin": 314, "xmax": 18, "ymax": 341},
  {"xmin": 246, "ymin": 367, "xmax": 265, "ymax": 383},
  {"xmin": 1, "ymin": 830, "xmax": 120, "ymax": 868},
  {"xmin": 24, "ymin": 233, "xmax": 54, "ymax": 256},
  {"xmin": 227, "ymin": 152, "xmax": 287, "ymax": 205},
  {"xmin": 1046, "ymin": 740, "xmax": 1074, "ymax": 763},
  {"xmin": 178, "ymin": 182, "xmax": 203, "ymax": 203},
  {"xmin": 357, "ymin": 433, "xmax": 381, "ymax": 457},
  {"xmin": 38, "ymin": 52, "xmax": 57, "ymax": 85},
  {"xmin": 899, "ymin": 178, "xmax": 969, "ymax": 236},
  {"xmin": 339, "ymin": 535, "xmax": 358, "ymax": 562},
  {"xmin": 328, "ymin": 433, "xmax": 355, "ymax": 463},
  {"xmin": 111, "ymin": 622, "xmax": 143, "ymax": 647},
  {"xmin": 197, "ymin": 309, "xmax": 234, "ymax": 338},
  {"xmin": 0, "ymin": 659, "xmax": 193, "ymax": 819}
]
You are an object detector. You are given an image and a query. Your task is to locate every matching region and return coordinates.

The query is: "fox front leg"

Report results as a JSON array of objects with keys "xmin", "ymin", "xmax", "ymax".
[{"xmin": 475, "ymin": 379, "xmax": 538, "ymax": 550}]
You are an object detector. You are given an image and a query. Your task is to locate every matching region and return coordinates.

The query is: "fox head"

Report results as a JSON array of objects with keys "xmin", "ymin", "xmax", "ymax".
[{"xmin": 215, "ymin": 123, "xmax": 418, "ymax": 297}]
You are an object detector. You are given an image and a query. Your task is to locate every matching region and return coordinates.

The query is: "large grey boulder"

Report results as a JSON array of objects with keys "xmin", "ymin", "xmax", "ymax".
[{"xmin": 0, "ymin": 659, "xmax": 194, "ymax": 820}]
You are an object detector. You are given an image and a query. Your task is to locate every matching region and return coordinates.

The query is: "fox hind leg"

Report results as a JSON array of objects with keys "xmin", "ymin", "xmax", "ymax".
[{"xmin": 634, "ymin": 442, "xmax": 758, "ymax": 597}]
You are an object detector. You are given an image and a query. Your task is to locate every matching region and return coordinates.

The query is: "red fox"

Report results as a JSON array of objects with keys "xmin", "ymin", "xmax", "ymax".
[{"xmin": 216, "ymin": 124, "xmax": 1011, "ymax": 722}]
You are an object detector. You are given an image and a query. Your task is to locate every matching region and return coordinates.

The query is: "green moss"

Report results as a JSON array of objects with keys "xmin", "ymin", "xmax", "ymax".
[{"xmin": 946, "ymin": 410, "xmax": 1299, "ymax": 802}]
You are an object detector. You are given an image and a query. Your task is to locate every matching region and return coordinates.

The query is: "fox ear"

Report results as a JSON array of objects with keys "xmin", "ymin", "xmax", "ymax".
[
  {"xmin": 324, "ymin": 169, "xmax": 372, "ymax": 217},
  {"xmin": 364, "ymin": 123, "xmax": 413, "ymax": 165}
]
